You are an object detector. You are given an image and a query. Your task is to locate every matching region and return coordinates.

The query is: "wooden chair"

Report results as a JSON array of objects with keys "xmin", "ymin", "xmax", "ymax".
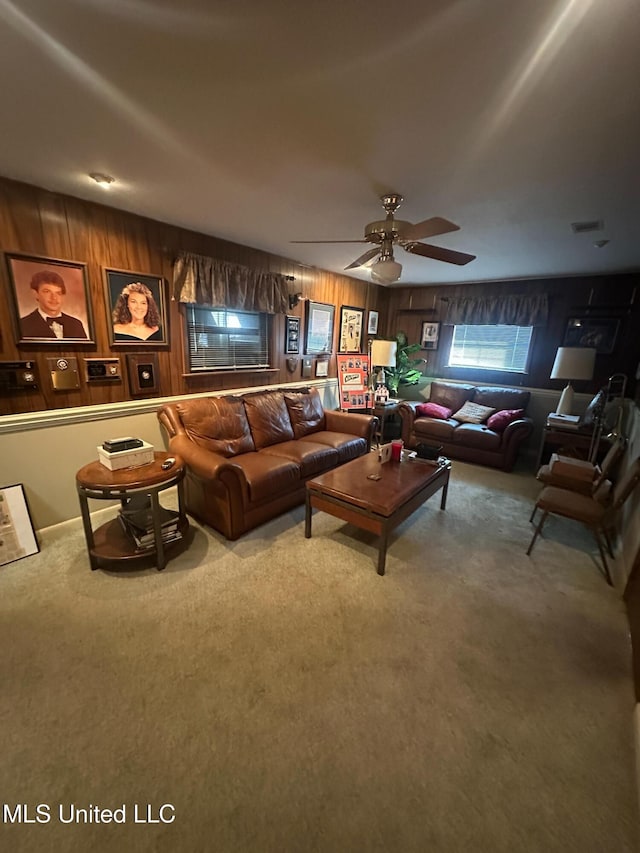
[
  {"xmin": 526, "ymin": 456, "xmax": 640, "ymax": 585},
  {"xmin": 535, "ymin": 437, "xmax": 625, "ymax": 495}
]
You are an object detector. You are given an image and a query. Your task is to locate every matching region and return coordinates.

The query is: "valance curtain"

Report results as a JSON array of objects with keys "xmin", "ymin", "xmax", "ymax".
[
  {"xmin": 172, "ymin": 251, "xmax": 289, "ymax": 314},
  {"xmin": 441, "ymin": 294, "xmax": 549, "ymax": 326}
]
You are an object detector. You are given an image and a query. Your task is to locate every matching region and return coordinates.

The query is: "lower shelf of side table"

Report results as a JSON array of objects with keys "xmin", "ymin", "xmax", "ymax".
[{"xmin": 89, "ymin": 515, "xmax": 189, "ymax": 567}]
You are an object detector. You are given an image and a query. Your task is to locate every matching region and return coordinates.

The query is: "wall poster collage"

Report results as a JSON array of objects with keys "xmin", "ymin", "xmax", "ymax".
[{"xmin": 337, "ymin": 354, "xmax": 371, "ymax": 411}]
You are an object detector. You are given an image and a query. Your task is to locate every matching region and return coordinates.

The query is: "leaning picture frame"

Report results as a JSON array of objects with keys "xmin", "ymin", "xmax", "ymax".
[
  {"xmin": 563, "ymin": 317, "xmax": 620, "ymax": 355},
  {"xmin": 305, "ymin": 301, "xmax": 335, "ymax": 355},
  {"xmin": 104, "ymin": 269, "xmax": 168, "ymax": 346},
  {"xmin": 5, "ymin": 252, "xmax": 94, "ymax": 344},
  {"xmin": 420, "ymin": 320, "xmax": 440, "ymax": 351},
  {"xmin": 339, "ymin": 305, "xmax": 364, "ymax": 353},
  {"xmin": 0, "ymin": 483, "xmax": 39, "ymax": 567}
]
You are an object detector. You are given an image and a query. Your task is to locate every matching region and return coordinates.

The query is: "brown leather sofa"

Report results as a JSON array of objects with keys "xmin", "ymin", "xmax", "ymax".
[
  {"xmin": 158, "ymin": 387, "xmax": 376, "ymax": 539},
  {"xmin": 398, "ymin": 381, "xmax": 533, "ymax": 471}
]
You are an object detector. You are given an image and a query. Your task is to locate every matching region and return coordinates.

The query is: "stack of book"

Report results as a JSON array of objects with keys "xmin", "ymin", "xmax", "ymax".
[{"xmin": 118, "ymin": 498, "xmax": 181, "ymax": 552}]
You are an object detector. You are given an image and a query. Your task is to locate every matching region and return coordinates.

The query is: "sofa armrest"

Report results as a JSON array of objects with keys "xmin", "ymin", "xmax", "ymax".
[
  {"xmin": 398, "ymin": 402, "xmax": 420, "ymax": 444},
  {"xmin": 167, "ymin": 434, "xmax": 238, "ymax": 481},
  {"xmin": 324, "ymin": 410, "xmax": 378, "ymax": 445}
]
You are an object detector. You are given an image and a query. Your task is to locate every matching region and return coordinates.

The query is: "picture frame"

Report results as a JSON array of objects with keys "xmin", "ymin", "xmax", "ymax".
[
  {"xmin": 285, "ymin": 315, "xmax": 300, "ymax": 354},
  {"xmin": 563, "ymin": 317, "xmax": 620, "ymax": 355},
  {"xmin": 0, "ymin": 483, "xmax": 39, "ymax": 567},
  {"xmin": 104, "ymin": 269, "xmax": 168, "ymax": 346},
  {"xmin": 420, "ymin": 320, "xmax": 440, "ymax": 351},
  {"xmin": 339, "ymin": 305, "xmax": 364, "ymax": 353},
  {"xmin": 315, "ymin": 358, "xmax": 329, "ymax": 378},
  {"xmin": 305, "ymin": 301, "xmax": 335, "ymax": 355},
  {"xmin": 126, "ymin": 352, "xmax": 160, "ymax": 396},
  {"xmin": 367, "ymin": 310, "xmax": 379, "ymax": 336},
  {"xmin": 5, "ymin": 252, "xmax": 94, "ymax": 344}
]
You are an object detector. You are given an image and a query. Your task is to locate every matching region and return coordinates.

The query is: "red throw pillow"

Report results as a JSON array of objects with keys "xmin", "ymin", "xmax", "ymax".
[
  {"xmin": 486, "ymin": 408, "xmax": 525, "ymax": 432},
  {"xmin": 416, "ymin": 402, "xmax": 453, "ymax": 420}
]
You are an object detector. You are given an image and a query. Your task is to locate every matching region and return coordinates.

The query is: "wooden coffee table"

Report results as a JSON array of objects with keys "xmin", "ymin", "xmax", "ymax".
[{"xmin": 305, "ymin": 452, "xmax": 451, "ymax": 575}]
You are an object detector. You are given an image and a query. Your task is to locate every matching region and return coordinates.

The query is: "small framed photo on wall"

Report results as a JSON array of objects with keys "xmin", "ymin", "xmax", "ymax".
[
  {"xmin": 285, "ymin": 315, "xmax": 300, "ymax": 354},
  {"xmin": 367, "ymin": 310, "xmax": 379, "ymax": 335},
  {"xmin": 420, "ymin": 321, "xmax": 440, "ymax": 351},
  {"xmin": 104, "ymin": 269, "xmax": 167, "ymax": 345},
  {"xmin": 305, "ymin": 301, "xmax": 335, "ymax": 355},
  {"xmin": 339, "ymin": 305, "xmax": 364, "ymax": 353},
  {"xmin": 6, "ymin": 253, "xmax": 94, "ymax": 344}
]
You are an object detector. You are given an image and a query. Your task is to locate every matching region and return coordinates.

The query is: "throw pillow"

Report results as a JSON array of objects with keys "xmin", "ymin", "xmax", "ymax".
[
  {"xmin": 452, "ymin": 401, "xmax": 495, "ymax": 424},
  {"xmin": 415, "ymin": 401, "xmax": 453, "ymax": 420},
  {"xmin": 486, "ymin": 408, "xmax": 525, "ymax": 432}
]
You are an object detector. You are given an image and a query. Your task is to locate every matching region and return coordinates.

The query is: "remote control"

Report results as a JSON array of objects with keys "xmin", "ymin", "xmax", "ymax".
[{"xmin": 161, "ymin": 457, "xmax": 176, "ymax": 470}]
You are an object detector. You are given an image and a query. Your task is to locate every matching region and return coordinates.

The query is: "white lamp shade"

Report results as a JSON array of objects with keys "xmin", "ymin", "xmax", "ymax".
[
  {"xmin": 370, "ymin": 258, "xmax": 402, "ymax": 284},
  {"xmin": 371, "ymin": 339, "xmax": 397, "ymax": 367},
  {"xmin": 550, "ymin": 347, "xmax": 596, "ymax": 381}
]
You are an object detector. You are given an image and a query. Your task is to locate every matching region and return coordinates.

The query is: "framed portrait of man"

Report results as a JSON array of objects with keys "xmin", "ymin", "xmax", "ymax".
[
  {"xmin": 104, "ymin": 269, "xmax": 168, "ymax": 346},
  {"xmin": 6, "ymin": 253, "xmax": 94, "ymax": 344}
]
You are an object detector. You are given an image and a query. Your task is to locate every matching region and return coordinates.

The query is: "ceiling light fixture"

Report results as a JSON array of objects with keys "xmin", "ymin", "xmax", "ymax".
[
  {"xmin": 89, "ymin": 172, "xmax": 115, "ymax": 188},
  {"xmin": 370, "ymin": 257, "xmax": 402, "ymax": 285}
]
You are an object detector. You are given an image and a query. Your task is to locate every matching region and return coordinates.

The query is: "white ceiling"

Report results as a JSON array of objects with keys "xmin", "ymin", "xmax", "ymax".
[{"xmin": 1, "ymin": 0, "xmax": 639, "ymax": 287}]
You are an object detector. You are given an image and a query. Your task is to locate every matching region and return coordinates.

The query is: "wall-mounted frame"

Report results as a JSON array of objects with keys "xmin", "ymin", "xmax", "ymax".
[
  {"xmin": 5, "ymin": 252, "xmax": 94, "ymax": 344},
  {"xmin": 126, "ymin": 353, "xmax": 160, "ymax": 396},
  {"xmin": 84, "ymin": 358, "xmax": 121, "ymax": 382},
  {"xmin": 339, "ymin": 305, "xmax": 364, "ymax": 353},
  {"xmin": 420, "ymin": 320, "xmax": 440, "ymax": 351},
  {"xmin": 367, "ymin": 310, "xmax": 379, "ymax": 336},
  {"xmin": 285, "ymin": 315, "xmax": 300, "ymax": 354},
  {"xmin": 0, "ymin": 483, "xmax": 39, "ymax": 567},
  {"xmin": 104, "ymin": 269, "xmax": 167, "ymax": 346},
  {"xmin": 305, "ymin": 301, "xmax": 335, "ymax": 355},
  {"xmin": 563, "ymin": 317, "xmax": 620, "ymax": 355},
  {"xmin": 315, "ymin": 358, "xmax": 329, "ymax": 378}
]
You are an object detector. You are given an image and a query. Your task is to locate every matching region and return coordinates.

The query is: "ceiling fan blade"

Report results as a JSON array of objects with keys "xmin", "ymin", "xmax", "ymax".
[
  {"xmin": 344, "ymin": 247, "xmax": 381, "ymax": 270},
  {"xmin": 399, "ymin": 216, "xmax": 460, "ymax": 242},
  {"xmin": 290, "ymin": 239, "xmax": 368, "ymax": 244},
  {"xmin": 404, "ymin": 241, "xmax": 476, "ymax": 266}
]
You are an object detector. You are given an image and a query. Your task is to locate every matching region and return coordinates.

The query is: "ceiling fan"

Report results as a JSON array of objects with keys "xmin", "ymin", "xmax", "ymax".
[{"xmin": 292, "ymin": 193, "xmax": 475, "ymax": 284}]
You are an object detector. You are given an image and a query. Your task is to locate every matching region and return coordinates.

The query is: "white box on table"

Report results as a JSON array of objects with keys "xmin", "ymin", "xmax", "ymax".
[{"xmin": 97, "ymin": 441, "xmax": 155, "ymax": 471}]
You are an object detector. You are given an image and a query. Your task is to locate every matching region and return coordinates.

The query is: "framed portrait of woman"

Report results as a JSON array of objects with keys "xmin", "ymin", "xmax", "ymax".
[{"xmin": 104, "ymin": 269, "xmax": 168, "ymax": 346}]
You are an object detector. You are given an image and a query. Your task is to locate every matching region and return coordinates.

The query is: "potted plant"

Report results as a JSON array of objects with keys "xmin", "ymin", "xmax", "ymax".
[{"xmin": 384, "ymin": 331, "xmax": 425, "ymax": 396}]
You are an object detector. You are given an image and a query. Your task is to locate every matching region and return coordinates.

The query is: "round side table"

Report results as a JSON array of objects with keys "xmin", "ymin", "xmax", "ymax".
[{"xmin": 76, "ymin": 452, "xmax": 188, "ymax": 571}]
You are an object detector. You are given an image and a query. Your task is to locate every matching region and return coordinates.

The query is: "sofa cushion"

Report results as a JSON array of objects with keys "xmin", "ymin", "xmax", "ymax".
[
  {"xmin": 175, "ymin": 396, "xmax": 255, "ymax": 457},
  {"xmin": 284, "ymin": 388, "xmax": 326, "ymax": 438},
  {"xmin": 452, "ymin": 401, "xmax": 495, "ymax": 424},
  {"xmin": 299, "ymin": 431, "xmax": 367, "ymax": 464},
  {"xmin": 413, "ymin": 418, "xmax": 457, "ymax": 441},
  {"xmin": 243, "ymin": 390, "xmax": 295, "ymax": 449},
  {"xmin": 415, "ymin": 401, "xmax": 453, "ymax": 419},
  {"xmin": 229, "ymin": 451, "xmax": 300, "ymax": 505},
  {"xmin": 452, "ymin": 423, "xmax": 502, "ymax": 450},
  {"xmin": 486, "ymin": 408, "xmax": 525, "ymax": 433},
  {"xmin": 261, "ymin": 440, "xmax": 338, "ymax": 477},
  {"xmin": 429, "ymin": 381, "xmax": 476, "ymax": 412},
  {"xmin": 473, "ymin": 386, "xmax": 530, "ymax": 411}
]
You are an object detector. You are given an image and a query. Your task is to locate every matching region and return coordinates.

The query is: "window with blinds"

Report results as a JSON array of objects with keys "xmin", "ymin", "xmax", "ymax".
[
  {"xmin": 448, "ymin": 325, "xmax": 533, "ymax": 372},
  {"xmin": 185, "ymin": 305, "xmax": 270, "ymax": 372}
]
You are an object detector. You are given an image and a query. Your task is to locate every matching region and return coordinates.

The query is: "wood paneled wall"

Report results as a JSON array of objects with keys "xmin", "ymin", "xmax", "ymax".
[
  {"xmin": 0, "ymin": 177, "xmax": 389, "ymax": 416},
  {"xmin": 387, "ymin": 275, "xmax": 640, "ymax": 398}
]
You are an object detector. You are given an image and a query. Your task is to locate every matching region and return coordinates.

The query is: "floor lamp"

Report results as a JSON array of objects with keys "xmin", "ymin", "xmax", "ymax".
[{"xmin": 550, "ymin": 346, "xmax": 596, "ymax": 416}]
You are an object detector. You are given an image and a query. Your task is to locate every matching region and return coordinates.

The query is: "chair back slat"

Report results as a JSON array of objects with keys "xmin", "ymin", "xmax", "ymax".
[{"xmin": 612, "ymin": 457, "xmax": 640, "ymax": 510}]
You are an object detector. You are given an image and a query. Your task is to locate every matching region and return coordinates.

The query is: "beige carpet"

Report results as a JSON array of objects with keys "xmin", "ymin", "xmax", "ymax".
[{"xmin": 0, "ymin": 461, "xmax": 637, "ymax": 852}]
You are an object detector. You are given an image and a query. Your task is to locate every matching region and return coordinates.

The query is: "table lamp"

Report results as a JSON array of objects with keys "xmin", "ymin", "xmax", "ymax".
[
  {"xmin": 370, "ymin": 339, "xmax": 397, "ymax": 387},
  {"xmin": 550, "ymin": 346, "xmax": 596, "ymax": 415}
]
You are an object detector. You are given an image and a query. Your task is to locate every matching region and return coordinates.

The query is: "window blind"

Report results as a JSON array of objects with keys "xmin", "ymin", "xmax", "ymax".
[
  {"xmin": 185, "ymin": 306, "xmax": 269, "ymax": 371},
  {"xmin": 448, "ymin": 325, "xmax": 533, "ymax": 372}
]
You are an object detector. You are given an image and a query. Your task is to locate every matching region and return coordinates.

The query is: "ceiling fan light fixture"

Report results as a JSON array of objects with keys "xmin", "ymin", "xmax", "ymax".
[{"xmin": 370, "ymin": 258, "xmax": 402, "ymax": 284}]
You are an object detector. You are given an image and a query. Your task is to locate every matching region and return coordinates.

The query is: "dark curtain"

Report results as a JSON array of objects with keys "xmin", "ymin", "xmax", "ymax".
[
  {"xmin": 442, "ymin": 294, "xmax": 549, "ymax": 326},
  {"xmin": 172, "ymin": 252, "xmax": 289, "ymax": 314}
]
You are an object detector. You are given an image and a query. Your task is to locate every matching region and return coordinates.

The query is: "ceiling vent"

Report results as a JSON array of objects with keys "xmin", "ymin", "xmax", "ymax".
[{"xmin": 571, "ymin": 219, "xmax": 604, "ymax": 234}]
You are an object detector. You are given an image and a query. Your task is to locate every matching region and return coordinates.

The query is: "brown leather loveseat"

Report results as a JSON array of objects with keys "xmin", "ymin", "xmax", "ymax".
[
  {"xmin": 158, "ymin": 387, "xmax": 376, "ymax": 539},
  {"xmin": 398, "ymin": 381, "xmax": 533, "ymax": 471}
]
